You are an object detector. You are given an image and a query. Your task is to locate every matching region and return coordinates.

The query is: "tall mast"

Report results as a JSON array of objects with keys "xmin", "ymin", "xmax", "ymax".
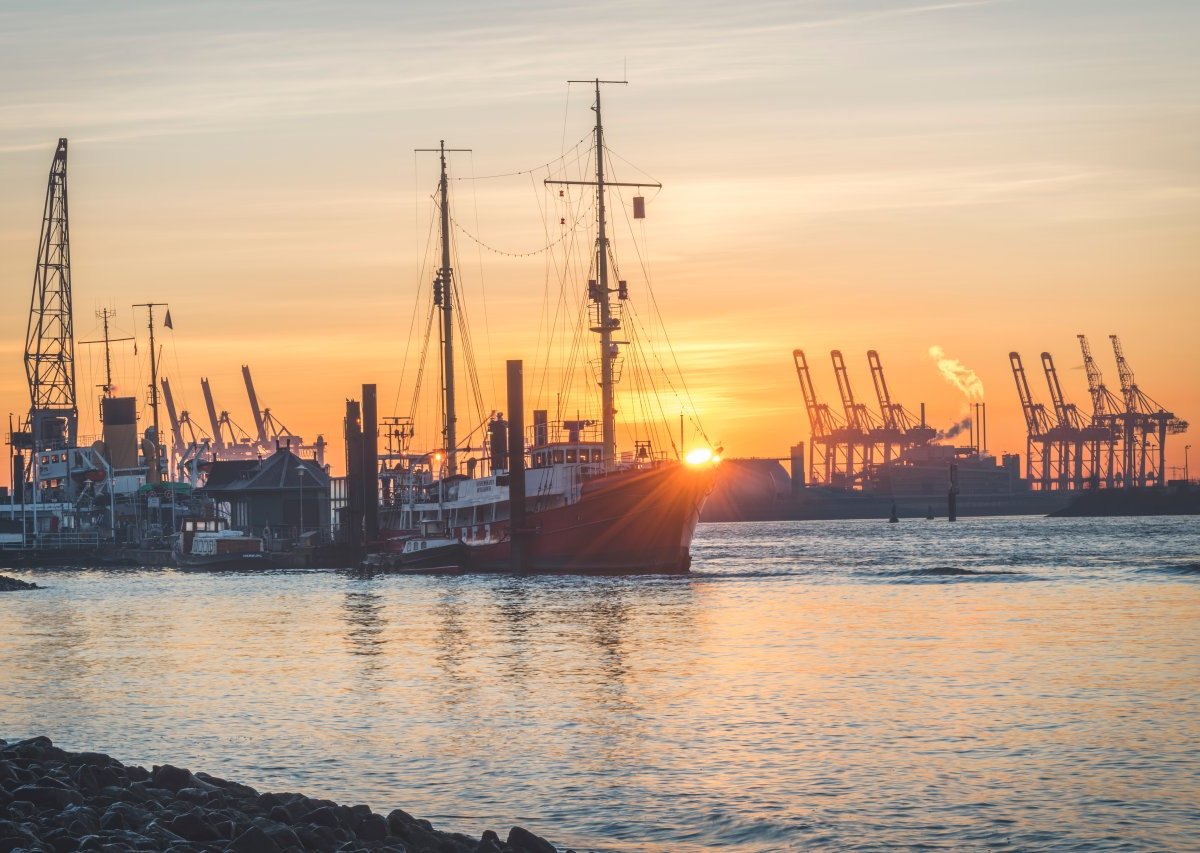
[
  {"xmin": 134, "ymin": 302, "xmax": 167, "ymax": 481},
  {"xmin": 80, "ymin": 308, "xmax": 133, "ymax": 400},
  {"xmin": 592, "ymin": 81, "xmax": 617, "ymax": 465},
  {"xmin": 548, "ymin": 80, "xmax": 658, "ymax": 468},
  {"xmin": 417, "ymin": 141, "xmax": 469, "ymax": 475},
  {"xmin": 438, "ymin": 142, "xmax": 457, "ymax": 475}
]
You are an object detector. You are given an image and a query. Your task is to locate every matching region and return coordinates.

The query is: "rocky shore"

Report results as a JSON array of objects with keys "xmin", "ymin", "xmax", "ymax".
[
  {"xmin": 0, "ymin": 737, "xmax": 568, "ymax": 853},
  {"xmin": 0, "ymin": 576, "xmax": 40, "ymax": 592}
]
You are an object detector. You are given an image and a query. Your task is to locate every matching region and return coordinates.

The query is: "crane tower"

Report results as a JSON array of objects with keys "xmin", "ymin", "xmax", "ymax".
[{"xmin": 24, "ymin": 138, "xmax": 78, "ymax": 450}]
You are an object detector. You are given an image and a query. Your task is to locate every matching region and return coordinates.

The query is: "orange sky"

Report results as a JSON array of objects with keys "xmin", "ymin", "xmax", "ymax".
[{"xmin": 2, "ymin": 0, "xmax": 1198, "ymax": 485}]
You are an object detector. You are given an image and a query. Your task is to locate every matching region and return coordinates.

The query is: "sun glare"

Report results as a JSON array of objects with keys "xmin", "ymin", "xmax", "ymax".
[{"xmin": 685, "ymin": 447, "xmax": 714, "ymax": 466}]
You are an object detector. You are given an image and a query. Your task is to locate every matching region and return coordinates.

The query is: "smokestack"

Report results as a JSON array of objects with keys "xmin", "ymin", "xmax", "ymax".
[
  {"xmin": 507, "ymin": 361, "xmax": 527, "ymax": 572},
  {"xmin": 344, "ymin": 399, "xmax": 363, "ymax": 548},
  {"xmin": 791, "ymin": 442, "xmax": 806, "ymax": 496},
  {"xmin": 362, "ymin": 384, "xmax": 379, "ymax": 544},
  {"xmin": 102, "ymin": 397, "xmax": 138, "ymax": 469}
]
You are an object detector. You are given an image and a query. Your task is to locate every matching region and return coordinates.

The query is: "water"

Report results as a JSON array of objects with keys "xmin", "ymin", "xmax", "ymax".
[{"xmin": 2, "ymin": 516, "xmax": 1198, "ymax": 851}]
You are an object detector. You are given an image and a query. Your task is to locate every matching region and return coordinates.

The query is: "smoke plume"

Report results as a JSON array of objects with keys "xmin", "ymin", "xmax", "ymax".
[
  {"xmin": 928, "ymin": 345, "xmax": 984, "ymax": 400},
  {"xmin": 939, "ymin": 417, "xmax": 971, "ymax": 440}
]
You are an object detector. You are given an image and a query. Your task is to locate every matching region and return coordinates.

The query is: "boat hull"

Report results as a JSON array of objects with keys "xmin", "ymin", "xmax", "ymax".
[{"xmin": 466, "ymin": 462, "xmax": 715, "ymax": 574}]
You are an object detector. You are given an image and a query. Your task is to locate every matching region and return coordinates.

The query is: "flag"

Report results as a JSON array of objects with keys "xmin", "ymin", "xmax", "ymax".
[{"xmin": 164, "ymin": 309, "xmax": 174, "ymax": 330}]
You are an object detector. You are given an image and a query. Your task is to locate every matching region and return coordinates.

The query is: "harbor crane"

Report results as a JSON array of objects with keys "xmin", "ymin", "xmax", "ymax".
[
  {"xmin": 1010, "ymin": 352, "xmax": 1055, "ymax": 490},
  {"xmin": 793, "ymin": 349, "xmax": 843, "ymax": 485},
  {"xmin": 1109, "ymin": 335, "xmax": 1188, "ymax": 487}
]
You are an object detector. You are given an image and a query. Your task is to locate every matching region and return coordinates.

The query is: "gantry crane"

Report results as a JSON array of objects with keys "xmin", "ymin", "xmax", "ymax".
[
  {"xmin": 793, "ymin": 349, "xmax": 843, "ymax": 485},
  {"xmin": 1109, "ymin": 335, "xmax": 1188, "ymax": 487},
  {"xmin": 867, "ymin": 349, "xmax": 936, "ymax": 464},
  {"xmin": 1010, "ymin": 352, "xmax": 1055, "ymax": 490},
  {"xmin": 1041, "ymin": 352, "xmax": 1094, "ymax": 490},
  {"xmin": 830, "ymin": 350, "xmax": 881, "ymax": 480},
  {"xmin": 1077, "ymin": 335, "xmax": 1124, "ymax": 488}
]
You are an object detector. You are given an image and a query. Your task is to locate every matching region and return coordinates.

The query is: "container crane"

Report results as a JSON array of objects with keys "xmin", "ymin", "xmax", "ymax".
[
  {"xmin": 1041, "ymin": 352, "xmax": 1089, "ymax": 490},
  {"xmin": 1010, "ymin": 352, "xmax": 1054, "ymax": 490},
  {"xmin": 831, "ymin": 350, "xmax": 880, "ymax": 480},
  {"xmin": 867, "ymin": 350, "xmax": 936, "ymax": 461},
  {"xmin": 793, "ymin": 349, "xmax": 842, "ymax": 485},
  {"xmin": 1077, "ymin": 335, "xmax": 1124, "ymax": 487},
  {"xmin": 1109, "ymin": 335, "xmax": 1188, "ymax": 487}
]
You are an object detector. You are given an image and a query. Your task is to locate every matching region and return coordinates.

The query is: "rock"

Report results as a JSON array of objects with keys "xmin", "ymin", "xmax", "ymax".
[
  {"xmin": 228, "ymin": 823, "xmax": 280, "ymax": 852},
  {"xmin": 150, "ymin": 764, "xmax": 200, "ymax": 793},
  {"xmin": 308, "ymin": 805, "xmax": 345, "ymax": 829},
  {"xmin": 0, "ymin": 575, "xmax": 41, "ymax": 591},
  {"xmin": 358, "ymin": 812, "xmax": 389, "ymax": 841},
  {"xmin": 164, "ymin": 809, "xmax": 222, "ymax": 842},
  {"xmin": 474, "ymin": 829, "xmax": 506, "ymax": 852},
  {"xmin": 12, "ymin": 784, "xmax": 85, "ymax": 810},
  {"xmin": 2, "ymin": 739, "xmax": 572, "ymax": 853},
  {"xmin": 506, "ymin": 825, "xmax": 558, "ymax": 853}
]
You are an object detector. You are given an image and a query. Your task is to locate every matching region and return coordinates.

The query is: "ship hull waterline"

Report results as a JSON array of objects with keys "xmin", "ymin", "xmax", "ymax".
[{"xmin": 378, "ymin": 463, "xmax": 716, "ymax": 575}]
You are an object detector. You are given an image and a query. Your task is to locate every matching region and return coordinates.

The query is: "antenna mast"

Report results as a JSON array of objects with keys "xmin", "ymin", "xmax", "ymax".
[
  {"xmin": 133, "ymin": 302, "xmax": 167, "ymax": 481},
  {"xmin": 80, "ymin": 308, "xmax": 133, "ymax": 399},
  {"xmin": 416, "ymin": 140, "xmax": 470, "ymax": 475}
]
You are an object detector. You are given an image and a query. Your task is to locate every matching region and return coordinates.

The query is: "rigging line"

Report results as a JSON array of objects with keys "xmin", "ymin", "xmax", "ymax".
[
  {"xmin": 534, "ymin": 172, "xmax": 582, "ymax": 410},
  {"xmin": 626, "ymin": 307, "xmax": 677, "ymax": 458},
  {"xmin": 530, "ymin": 170, "xmax": 554, "ymax": 411},
  {"xmin": 534, "ymin": 175, "xmax": 584, "ymax": 409},
  {"xmin": 627, "ymin": 299, "xmax": 710, "ymax": 444},
  {"xmin": 606, "ymin": 146, "xmax": 664, "ymax": 200},
  {"xmin": 453, "ymin": 131, "xmax": 592, "ymax": 181},
  {"xmin": 612, "ymin": 175, "xmax": 710, "ymax": 445},
  {"xmin": 466, "ymin": 151, "xmax": 497, "ymax": 408},
  {"xmin": 449, "ymin": 198, "xmax": 593, "ymax": 259},
  {"xmin": 393, "ymin": 196, "xmax": 439, "ymax": 418},
  {"xmin": 449, "ymin": 226, "xmax": 486, "ymax": 435}
]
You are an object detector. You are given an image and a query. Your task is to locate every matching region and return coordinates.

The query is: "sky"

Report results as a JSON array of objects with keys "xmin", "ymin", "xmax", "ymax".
[{"xmin": 1, "ymin": 0, "xmax": 1198, "ymax": 484}]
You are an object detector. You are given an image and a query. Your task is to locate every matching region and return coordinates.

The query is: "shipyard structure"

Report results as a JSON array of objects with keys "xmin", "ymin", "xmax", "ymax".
[
  {"xmin": 703, "ymin": 343, "xmax": 1190, "ymax": 522},
  {"xmin": 2, "ymin": 139, "xmax": 334, "ymax": 565}
]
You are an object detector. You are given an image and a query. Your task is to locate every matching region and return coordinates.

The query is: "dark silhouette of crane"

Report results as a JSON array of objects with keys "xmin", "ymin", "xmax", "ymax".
[{"xmin": 1109, "ymin": 335, "xmax": 1188, "ymax": 487}]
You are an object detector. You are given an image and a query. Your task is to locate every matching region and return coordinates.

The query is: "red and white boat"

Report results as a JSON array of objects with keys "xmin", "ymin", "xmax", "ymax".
[{"xmin": 372, "ymin": 81, "xmax": 719, "ymax": 574}]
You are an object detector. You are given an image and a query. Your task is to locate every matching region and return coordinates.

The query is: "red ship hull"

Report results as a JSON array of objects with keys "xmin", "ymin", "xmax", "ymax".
[{"xmin": 466, "ymin": 462, "xmax": 716, "ymax": 574}]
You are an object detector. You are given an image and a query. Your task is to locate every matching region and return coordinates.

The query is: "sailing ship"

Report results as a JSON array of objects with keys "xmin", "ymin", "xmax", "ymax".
[{"xmin": 373, "ymin": 81, "xmax": 719, "ymax": 573}]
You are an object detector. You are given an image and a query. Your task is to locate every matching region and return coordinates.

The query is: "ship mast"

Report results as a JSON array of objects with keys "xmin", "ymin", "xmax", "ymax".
[
  {"xmin": 593, "ymin": 83, "xmax": 617, "ymax": 465},
  {"xmin": 547, "ymin": 80, "xmax": 659, "ymax": 467},
  {"xmin": 417, "ymin": 140, "xmax": 469, "ymax": 475},
  {"xmin": 133, "ymin": 302, "xmax": 167, "ymax": 482},
  {"xmin": 80, "ymin": 308, "xmax": 133, "ymax": 399}
]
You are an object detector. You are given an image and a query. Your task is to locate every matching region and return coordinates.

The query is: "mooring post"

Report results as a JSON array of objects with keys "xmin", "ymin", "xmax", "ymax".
[
  {"xmin": 506, "ymin": 360, "xmax": 527, "ymax": 572},
  {"xmin": 948, "ymin": 461, "xmax": 959, "ymax": 522}
]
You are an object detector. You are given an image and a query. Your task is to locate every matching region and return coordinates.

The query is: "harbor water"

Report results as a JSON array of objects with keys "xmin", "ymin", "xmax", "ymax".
[{"xmin": 2, "ymin": 516, "xmax": 1198, "ymax": 851}]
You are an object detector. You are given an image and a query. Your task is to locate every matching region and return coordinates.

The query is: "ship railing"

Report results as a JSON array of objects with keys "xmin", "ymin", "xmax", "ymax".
[{"xmin": 24, "ymin": 531, "xmax": 103, "ymax": 550}]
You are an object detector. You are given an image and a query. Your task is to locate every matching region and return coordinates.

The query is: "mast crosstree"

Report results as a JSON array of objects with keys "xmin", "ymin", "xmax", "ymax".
[{"xmin": 546, "ymin": 79, "xmax": 660, "ymax": 467}]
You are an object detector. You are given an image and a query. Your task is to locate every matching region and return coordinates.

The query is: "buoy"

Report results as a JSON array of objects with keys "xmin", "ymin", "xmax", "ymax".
[{"xmin": 888, "ymin": 503, "xmax": 899, "ymax": 523}]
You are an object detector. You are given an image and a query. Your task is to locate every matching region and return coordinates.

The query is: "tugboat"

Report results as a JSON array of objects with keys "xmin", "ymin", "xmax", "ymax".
[
  {"xmin": 374, "ymin": 81, "xmax": 719, "ymax": 573},
  {"xmin": 174, "ymin": 517, "xmax": 268, "ymax": 570}
]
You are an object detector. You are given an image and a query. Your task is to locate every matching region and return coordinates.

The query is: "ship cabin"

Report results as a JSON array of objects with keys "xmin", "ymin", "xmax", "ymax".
[{"xmin": 527, "ymin": 416, "xmax": 603, "ymax": 471}]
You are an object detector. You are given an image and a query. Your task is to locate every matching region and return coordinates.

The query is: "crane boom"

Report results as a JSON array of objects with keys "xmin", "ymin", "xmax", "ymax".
[
  {"xmin": 201, "ymin": 378, "xmax": 225, "ymax": 450},
  {"xmin": 792, "ymin": 349, "xmax": 839, "ymax": 437},
  {"xmin": 161, "ymin": 377, "xmax": 185, "ymax": 450},
  {"xmin": 242, "ymin": 365, "xmax": 269, "ymax": 444},
  {"xmin": 1010, "ymin": 352, "xmax": 1051, "ymax": 435}
]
